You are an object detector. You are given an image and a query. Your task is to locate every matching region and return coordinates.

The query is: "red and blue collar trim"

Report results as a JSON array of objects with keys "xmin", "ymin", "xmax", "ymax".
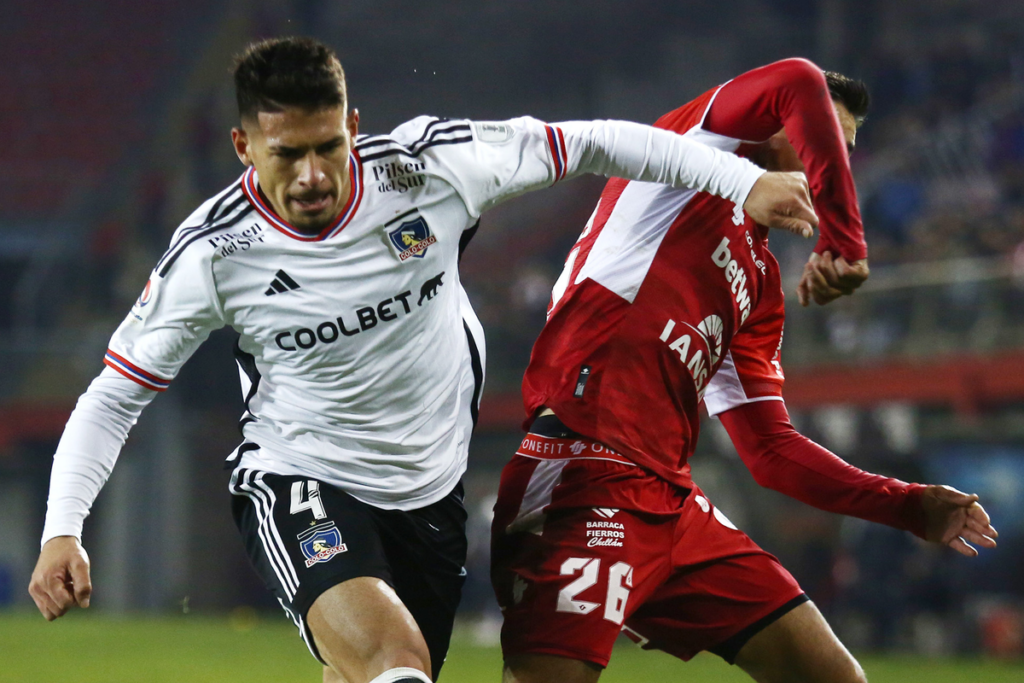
[{"xmin": 241, "ymin": 153, "xmax": 364, "ymax": 242}]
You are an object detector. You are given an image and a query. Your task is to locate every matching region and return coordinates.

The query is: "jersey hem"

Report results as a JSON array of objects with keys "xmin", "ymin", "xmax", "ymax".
[{"xmin": 237, "ymin": 450, "xmax": 466, "ymax": 512}]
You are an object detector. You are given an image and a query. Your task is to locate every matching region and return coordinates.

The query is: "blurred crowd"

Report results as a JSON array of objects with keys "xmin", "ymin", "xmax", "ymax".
[{"xmin": 855, "ymin": 30, "xmax": 1024, "ymax": 266}]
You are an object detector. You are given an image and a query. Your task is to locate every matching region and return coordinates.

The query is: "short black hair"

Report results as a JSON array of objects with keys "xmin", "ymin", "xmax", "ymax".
[
  {"xmin": 233, "ymin": 37, "xmax": 346, "ymax": 121},
  {"xmin": 824, "ymin": 71, "xmax": 870, "ymax": 125}
]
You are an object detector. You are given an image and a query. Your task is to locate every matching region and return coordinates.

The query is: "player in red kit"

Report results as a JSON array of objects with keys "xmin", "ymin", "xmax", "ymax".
[{"xmin": 491, "ymin": 59, "xmax": 999, "ymax": 683}]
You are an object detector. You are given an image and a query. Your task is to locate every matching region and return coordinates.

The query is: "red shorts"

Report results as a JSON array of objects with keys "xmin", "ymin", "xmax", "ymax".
[{"xmin": 490, "ymin": 431, "xmax": 806, "ymax": 667}]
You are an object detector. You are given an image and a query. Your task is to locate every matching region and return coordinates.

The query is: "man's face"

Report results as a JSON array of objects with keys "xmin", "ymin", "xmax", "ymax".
[
  {"xmin": 757, "ymin": 100, "xmax": 858, "ymax": 172},
  {"xmin": 232, "ymin": 105, "xmax": 359, "ymax": 234}
]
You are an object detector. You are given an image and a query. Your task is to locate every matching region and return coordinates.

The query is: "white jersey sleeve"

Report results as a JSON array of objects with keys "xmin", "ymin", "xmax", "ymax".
[
  {"xmin": 41, "ymin": 369, "xmax": 153, "ymax": 544},
  {"xmin": 41, "ymin": 204, "xmax": 230, "ymax": 545},
  {"xmin": 397, "ymin": 116, "xmax": 764, "ymax": 217}
]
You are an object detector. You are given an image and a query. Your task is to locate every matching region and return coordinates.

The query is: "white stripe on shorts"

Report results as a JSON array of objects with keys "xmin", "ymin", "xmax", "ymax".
[
  {"xmin": 252, "ymin": 472, "xmax": 302, "ymax": 590},
  {"xmin": 233, "ymin": 469, "xmax": 299, "ymax": 598},
  {"xmin": 506, "ymin": 459, "xmax": 569, "ymax": 535}
]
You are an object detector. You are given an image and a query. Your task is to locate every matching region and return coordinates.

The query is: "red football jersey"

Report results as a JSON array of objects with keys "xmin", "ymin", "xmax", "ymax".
[{"xmin": 522, "ymin": 59, "xmax": 865, "ymax": 489}]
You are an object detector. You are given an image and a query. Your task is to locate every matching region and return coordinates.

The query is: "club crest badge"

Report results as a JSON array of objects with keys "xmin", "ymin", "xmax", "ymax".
[
  {"xmin": 388, "ymin": 216, "xmax": 437, "ymax": 261},
  {"xmin": 297, "ymin": 522, "xmax": 348, "ymax": 568}
]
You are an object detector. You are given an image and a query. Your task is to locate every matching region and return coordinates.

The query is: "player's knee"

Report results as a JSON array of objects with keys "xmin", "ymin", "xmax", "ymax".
[
  {"xmin": 808, "ymin": 645, "xmax": 868, "ymax": 683},
  {"xmin": 319, "ymin": 636, "xmax": 430, "ymax": 682}
]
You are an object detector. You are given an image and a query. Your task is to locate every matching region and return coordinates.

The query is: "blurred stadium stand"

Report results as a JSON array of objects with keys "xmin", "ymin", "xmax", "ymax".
[{"xmin": 1, "ymin": 0, "xmax": 1021, "ymax": 659}]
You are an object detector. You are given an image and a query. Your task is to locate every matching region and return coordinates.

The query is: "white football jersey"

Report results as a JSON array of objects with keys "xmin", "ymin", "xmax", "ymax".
[{"xmin": 108, "ymin": 117, "xmax": 567, "ymax": 509}]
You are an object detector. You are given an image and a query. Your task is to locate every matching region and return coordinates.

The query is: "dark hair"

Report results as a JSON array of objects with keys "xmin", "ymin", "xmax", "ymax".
[
  {"xmin": 233, "ymin": 37, "xmax": 346, "ymax": 121},
  {"xmin": 824, "ymin": 71, "xmax": 870, "ymax": 125}
]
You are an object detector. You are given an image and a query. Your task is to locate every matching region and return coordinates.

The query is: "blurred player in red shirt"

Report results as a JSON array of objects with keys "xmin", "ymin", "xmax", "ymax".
[{"xmin": 492, "ymin": 59, "xmax": 999, "ymax": 683}]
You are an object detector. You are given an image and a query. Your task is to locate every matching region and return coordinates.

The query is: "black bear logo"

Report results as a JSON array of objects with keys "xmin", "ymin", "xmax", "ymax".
[{"xmin": 418, "ymin": 272, "xmax": 445, "ymax": 306}]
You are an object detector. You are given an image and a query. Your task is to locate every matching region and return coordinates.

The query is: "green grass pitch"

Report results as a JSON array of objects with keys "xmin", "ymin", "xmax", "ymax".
[{"xmin": 1, "ymin": 611, "xmax": 1022, "ymax": 682}]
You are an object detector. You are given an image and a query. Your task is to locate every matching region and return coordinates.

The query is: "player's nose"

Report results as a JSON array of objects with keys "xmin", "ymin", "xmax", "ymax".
[{"xmin": 296, "ymin": 151, "xmax": 328, "ymax": 188}]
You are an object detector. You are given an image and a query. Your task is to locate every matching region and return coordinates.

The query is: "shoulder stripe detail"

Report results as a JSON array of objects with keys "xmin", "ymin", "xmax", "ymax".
[
  {"xmin": 407, "ymin": 119, "xmax": 466, "ymax": 150},
  {"xmin": 409, "ymin": 123, "xmax": 473, "ymax": 154},
  {"xmin": 160, "ymin": 193, "xmax": 247, "ymax": 263},
  {"xmin": 157, "ymin": 205, "xmax": 255, "ymax": 276},
  {"xmin": 156, "ymin": 186, "xmax": 245, "ymax": 271},
  {"xmin": 545, "ymin": 125, "xmax": 568, "ymax": 183},
  {"xmin": 359, "ymin": 133, "xmax": 473, "ymax": 163},
  {"xmin": 103, "ymin": 350, "xmax": 171, "ymax": 391},
  {"xmin": 354, "ymin": 135, "xmax": 403, "ymax": 152},
  {"xmin": 204, "ymin": 182, "xmax": 244, "ymax": 224},
  {"xmin": 354, "ymin": 133, "xmax": 392, "ymax": 148},
  {"xmin": 355, "ymin": 118, "xmax": 457, "ymax": 151},
  {"xmin": 356, "ymin": 120, "xmax": 472, "ymax": 162}
]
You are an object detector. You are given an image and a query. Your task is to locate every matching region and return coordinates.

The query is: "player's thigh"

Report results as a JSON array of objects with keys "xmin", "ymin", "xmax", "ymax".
[
  {"xmin": 308, "ymin": 575, "xmax": 431, "ymax": 683},
  {"xmin": 623, "ymin": 487, "xmax": 807, "ymax": 663},
  {"xmin": 230, "ymin": 467, "xmax": 430, "ymax": 679},
  {"xmin": 734, "ymin": 600, "xmax": 866, "ymax": 683}
]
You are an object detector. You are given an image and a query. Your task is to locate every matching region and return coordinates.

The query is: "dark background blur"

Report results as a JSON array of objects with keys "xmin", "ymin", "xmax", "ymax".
[{"xmin": 1, "ymin": 0, "xmax": 1022, "ymax": 658}]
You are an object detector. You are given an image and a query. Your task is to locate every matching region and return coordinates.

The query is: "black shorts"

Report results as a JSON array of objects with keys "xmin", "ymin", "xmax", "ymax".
[{"xmin": 230, "ymin": 467, "xmax": 467, "ymax": 678}]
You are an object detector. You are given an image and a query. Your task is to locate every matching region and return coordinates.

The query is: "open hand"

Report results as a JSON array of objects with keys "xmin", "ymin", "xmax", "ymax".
[
  {"xmin": 920, "ymin": 485, "xmax": 998, "ymax": 557},
  {"xmin": 28, "ymin": 536, "xmax": 92, "ymax": 620},
  {"xmin": 743, "ymin": 171, "xmax": 818, "ymax": 238},
  {"xmin": 796, "ymin": 251, "xmax": 870, "ymax": 306}
]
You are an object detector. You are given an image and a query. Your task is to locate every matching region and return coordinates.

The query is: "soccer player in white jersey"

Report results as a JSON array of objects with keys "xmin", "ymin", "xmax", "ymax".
[{"xmin": 29, "ymin": 37, "xmax": 821, "ymax": 683}]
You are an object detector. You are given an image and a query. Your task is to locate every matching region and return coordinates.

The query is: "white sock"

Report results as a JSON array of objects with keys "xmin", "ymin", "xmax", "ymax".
[{"xmin": 367, "ymin": 667, "xmax": 432, "ymax": 683}]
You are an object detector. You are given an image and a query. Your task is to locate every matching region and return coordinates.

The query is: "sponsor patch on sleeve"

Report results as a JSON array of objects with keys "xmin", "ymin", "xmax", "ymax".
[{"xmin": 473, "ymin": 121, "xmax": 516, "ymax": 143}]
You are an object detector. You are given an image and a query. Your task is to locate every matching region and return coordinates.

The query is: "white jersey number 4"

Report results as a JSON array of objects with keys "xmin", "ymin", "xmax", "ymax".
[{"xmin": 290, "ymin": 480, "xmax": 327, "ymax": 520}]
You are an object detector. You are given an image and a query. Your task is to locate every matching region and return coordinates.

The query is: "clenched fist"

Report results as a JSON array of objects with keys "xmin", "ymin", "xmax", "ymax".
[
  {"xmin": 29, "ymin": 536, "xmax": 92, "ymax": 621},
  {"xmin": 796, "ymin": 250, "xmax": 870, "ymax": 306}
]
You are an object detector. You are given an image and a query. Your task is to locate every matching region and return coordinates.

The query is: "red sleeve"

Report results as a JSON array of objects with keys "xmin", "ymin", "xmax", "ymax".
[
  {"xmin": 717, "ymin": 399, "xmax": 927, "ymax": 537},
  {"xmin": 702, "ymin": 58, "xmax": 867, "ymax": 262}
]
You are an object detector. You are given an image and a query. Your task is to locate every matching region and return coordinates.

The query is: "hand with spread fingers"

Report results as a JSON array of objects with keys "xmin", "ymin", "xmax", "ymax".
[
  {"xmin": 920, "ymin": 485, "xmax": 998, "ymax": 557},
  {"xmin": 744, "ymin": 171, "xmax": 819, "ymax": 239},
  {"xmin": 796, "ymin": 250, "xmax": 870, "ymax": 306},
  {"xmin": 28, "ymin": 536, "xmax": 92, "ymax": 621}
]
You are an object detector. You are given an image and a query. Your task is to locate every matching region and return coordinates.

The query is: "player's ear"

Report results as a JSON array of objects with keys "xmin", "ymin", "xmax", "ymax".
[
  {"xmin": 232, "ymin": 126, "xmax": 253, "ymax": 166},
  {"xmin": 348, "ymin": 108, "xmax": 360, "ymax": 138}
]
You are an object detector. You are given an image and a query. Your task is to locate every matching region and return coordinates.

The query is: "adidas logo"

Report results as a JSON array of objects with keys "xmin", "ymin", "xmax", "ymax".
[{"xmin": 265, "ymin": 270, "xmax": 301, "ymax": 296}]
